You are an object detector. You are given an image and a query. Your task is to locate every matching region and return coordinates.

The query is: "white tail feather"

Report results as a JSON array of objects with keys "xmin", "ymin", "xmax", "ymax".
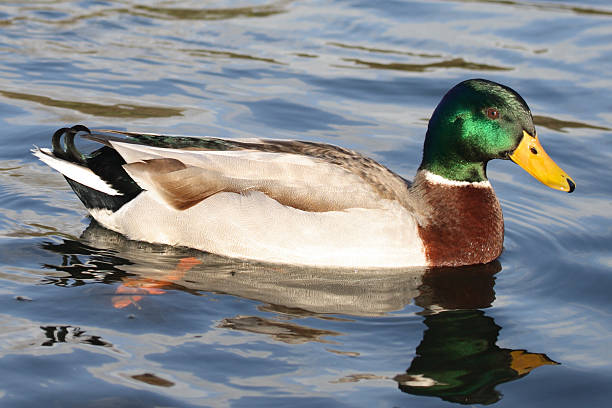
[{"xmin": 32, "ymin": 147, "xmax": 122, "ymax": 196}]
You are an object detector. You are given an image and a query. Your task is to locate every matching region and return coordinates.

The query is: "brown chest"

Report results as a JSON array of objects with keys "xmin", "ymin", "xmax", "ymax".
[{"xmin": 412, "ymin": 176, "xmax": 504, "ymax": 267}]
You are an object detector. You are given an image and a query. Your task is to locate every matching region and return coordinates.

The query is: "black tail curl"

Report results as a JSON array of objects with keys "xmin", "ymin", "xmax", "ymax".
[
  {"xmin": 50, "ymin": 124, "xmax": 143, "ymax": 212},
  {"xmin": 52, "ymin": 125, "xmax": 92, "ymax": 164}
]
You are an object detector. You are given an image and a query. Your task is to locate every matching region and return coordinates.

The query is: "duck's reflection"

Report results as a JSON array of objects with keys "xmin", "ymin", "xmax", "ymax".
[
  {"xmin": 394, "ymin": 309, "xmax": 557, "ymax": 405},
  {"xmin": 391, "ymin": 263, "xmax": 556, "ymax": 405},
  {"xmin": 40, "ymin": 220, "xmax": 557, "ymax": 405},
  {"xmin": 43, "ymin": 221, "xmax": 425, "ymax": 316}
]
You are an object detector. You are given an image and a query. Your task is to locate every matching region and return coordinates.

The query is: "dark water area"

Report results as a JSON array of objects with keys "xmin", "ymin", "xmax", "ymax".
[{"xmin": 0, "ymin": 0, "xmax": 611, "ymax": 407}]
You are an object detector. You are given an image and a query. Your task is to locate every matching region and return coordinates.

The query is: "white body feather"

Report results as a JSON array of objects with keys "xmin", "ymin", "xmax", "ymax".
[{"xmin": 90, "ymin": 191, "xmax": 426, "ymax": 268}]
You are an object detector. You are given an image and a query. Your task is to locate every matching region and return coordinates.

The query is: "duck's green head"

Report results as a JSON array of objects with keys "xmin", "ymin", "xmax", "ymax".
[{"xmin": 420, "ymin": 79, "xmax": 575, "ymax": 192}]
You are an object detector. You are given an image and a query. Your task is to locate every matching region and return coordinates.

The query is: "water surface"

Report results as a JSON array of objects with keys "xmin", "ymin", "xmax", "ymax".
[{"xmin": 0, "ymin": 1, "xmax": 611, "ymax": 407}]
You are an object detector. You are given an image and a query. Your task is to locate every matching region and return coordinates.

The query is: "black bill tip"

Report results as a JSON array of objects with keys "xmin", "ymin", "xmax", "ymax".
[{"xmin": 567, "ymin": 178, "xmax": 575, "ymax": 193}]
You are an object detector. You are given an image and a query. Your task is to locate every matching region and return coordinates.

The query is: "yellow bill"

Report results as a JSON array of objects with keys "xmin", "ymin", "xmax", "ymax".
[
  {"xmin": 509, "ymin": 131, "xmax": 575, "ymax": 193},
  {"xmin": 509, "ymin": 350, "xmax": 558, "ymax": 376}
]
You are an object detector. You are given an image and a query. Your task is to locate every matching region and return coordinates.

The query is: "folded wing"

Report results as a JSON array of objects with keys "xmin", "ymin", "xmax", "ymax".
[{"xmin": 113, "ymin": 141, "xmax": 387, "ymax": 212}]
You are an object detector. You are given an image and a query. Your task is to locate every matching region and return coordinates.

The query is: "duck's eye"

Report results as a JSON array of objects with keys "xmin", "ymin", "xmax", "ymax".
[{"xmin": 486, "ymin": 108, "xmax": 500, "ymax": 120}]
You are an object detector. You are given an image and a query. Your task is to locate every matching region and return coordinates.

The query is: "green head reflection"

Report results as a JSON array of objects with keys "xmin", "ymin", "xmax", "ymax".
[{"xmin": 395, "ymin": 264, "xmax": 558, "ymax": 405}]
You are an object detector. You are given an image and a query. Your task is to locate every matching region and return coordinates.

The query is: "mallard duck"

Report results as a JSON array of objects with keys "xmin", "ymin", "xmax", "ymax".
[{"xmin": 33, "ymin": 79, "xmax": 574, "ymax": 268}]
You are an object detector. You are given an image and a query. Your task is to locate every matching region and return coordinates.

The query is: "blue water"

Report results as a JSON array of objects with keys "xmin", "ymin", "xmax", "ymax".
[{"xmin": 0, "ymin": 1, "xmax": 611, "ymax": 406}]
